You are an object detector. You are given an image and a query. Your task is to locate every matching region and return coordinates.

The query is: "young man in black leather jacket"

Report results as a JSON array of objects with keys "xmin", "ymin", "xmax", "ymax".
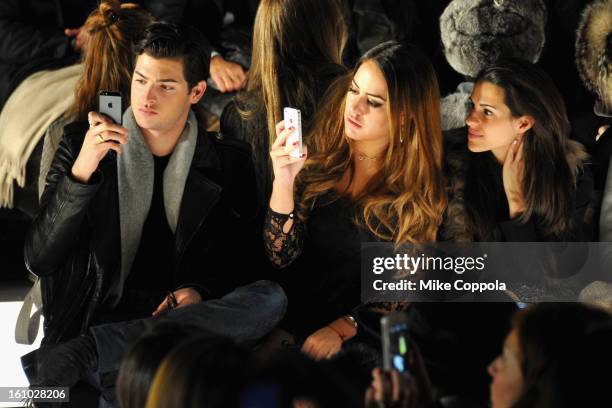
[{"xmin": 22, "ymin": 22, "xmax": 285, "ymax": 401}]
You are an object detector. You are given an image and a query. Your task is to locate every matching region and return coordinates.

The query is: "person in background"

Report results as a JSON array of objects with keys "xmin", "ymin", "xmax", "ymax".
[
  {"xmin": 140, "ymin": 0, "xmax": 250, "ymax": 94},
  {"xmin": 116, "ymin": 322, "xmax": 207, "ymax": 408},
  {"xmin": 489, "ymin": 303, "xmax": 612, "ymax": 408},
  {"xmin": 365, "ymin": 303, "xmax": 612, "ymax": 408},
  {"xmin": 443, "ymin": 59, "xmax": 592, "ymax": 242},
  {"xmin": 38, "ymin": 0, "xmax": 155, "ymax": 194},
  {"xmin": 144, "ymin": 334, "xmax": 250, "ymax": 408},
  {"xmin": 0, "ymin": 0, "xmax": 153, "ymax": 221},
  {"xmin": 220, "ymin": 0, "xmax": 348, "ymax": 208},
  {"xmin": 0, "ymin": 0, "xmax": 98, "ymax": 111}
]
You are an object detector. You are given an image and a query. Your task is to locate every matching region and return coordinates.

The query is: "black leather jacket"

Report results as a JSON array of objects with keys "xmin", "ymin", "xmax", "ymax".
[{"xmin": 24, "ymin": 120, "xmax": 260, "ymax": 345}]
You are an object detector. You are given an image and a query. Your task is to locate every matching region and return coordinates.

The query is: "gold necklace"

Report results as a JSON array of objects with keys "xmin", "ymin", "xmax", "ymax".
[{"xmin": 357, "ymin": 152, "xmax": 378, "ymax": 161}]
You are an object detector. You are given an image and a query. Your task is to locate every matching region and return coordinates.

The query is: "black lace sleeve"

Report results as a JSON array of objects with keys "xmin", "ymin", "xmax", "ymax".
[{"xmin": 263, "ymin": 207, "xmax": 305, "ymax": 268}]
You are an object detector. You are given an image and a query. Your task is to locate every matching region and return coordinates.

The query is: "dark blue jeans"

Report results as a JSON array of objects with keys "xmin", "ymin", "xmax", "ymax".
[{"xmin": 90, "ymin": 280, "xmax": 287, "ymax": 375}]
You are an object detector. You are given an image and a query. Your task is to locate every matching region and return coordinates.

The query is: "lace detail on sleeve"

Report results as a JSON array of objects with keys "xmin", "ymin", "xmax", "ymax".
[{"xmin": 263, "ymin": 207, "xmax": 305, "ymax": 268}]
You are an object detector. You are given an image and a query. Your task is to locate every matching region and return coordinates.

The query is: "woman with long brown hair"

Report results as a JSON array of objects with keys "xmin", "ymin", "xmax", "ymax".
[
  {"xmin": 443, "ymin": 59, "xmax": 591, "ymax": 242},
  {"xmin": 264, "ymin": 41, "xmax": 447, "ymax": 359},
  {"xmin": 220, "ymin": 0, "xmax": 348, "ymax": 207}
]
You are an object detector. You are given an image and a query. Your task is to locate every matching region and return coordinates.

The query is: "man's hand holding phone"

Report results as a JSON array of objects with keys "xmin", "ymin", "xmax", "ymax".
[{"xmin": 71, "ymin": 111, "xmax": 128, "ymax": 184}]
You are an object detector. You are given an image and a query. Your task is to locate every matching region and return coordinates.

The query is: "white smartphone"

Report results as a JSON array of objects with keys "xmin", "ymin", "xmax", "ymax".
[
  {"xmin": 99, "ymin": 91, "xmax": 123, "ymax": 125},
  {"xmin": 283, "ymin": 107, "xmax": 302, "ymax": 158}
]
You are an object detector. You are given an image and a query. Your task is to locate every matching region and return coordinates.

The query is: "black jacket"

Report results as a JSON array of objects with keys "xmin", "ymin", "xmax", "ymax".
[
  {"xmin": 0, "ymin": 0, "xmax": 96, "ymax": 110},
  {"xmin": 24, "ymin": 120, "xmax": 260, "ymax": 345}
]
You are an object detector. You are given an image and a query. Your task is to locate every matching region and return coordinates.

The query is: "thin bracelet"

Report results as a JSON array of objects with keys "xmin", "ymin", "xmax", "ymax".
[{"xmin": 344, "ymin": 315, "xmax": 358, "ymax": 330}]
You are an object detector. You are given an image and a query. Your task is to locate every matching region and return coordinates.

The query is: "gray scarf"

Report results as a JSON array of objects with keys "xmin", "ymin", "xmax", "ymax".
[{"xmin": 106, "ymin": 107, "xmax": 198, "ymax": 306}]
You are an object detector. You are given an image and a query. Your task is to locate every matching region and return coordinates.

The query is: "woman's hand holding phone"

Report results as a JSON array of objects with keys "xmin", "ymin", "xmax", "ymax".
[
  {"xmin": 71, "ymin": 111, "xmax": 128, "ymax": 184},
  {"xmin": 270, "ymin": 120, "xmax": 308, "ymax": 188},
  {"xmin": 269, "ymin": 120, "xmax": 308, "ymax": 216},
  {"xmin": 365, "ymin": 340, "xmax": 436, "ymax": 408}
]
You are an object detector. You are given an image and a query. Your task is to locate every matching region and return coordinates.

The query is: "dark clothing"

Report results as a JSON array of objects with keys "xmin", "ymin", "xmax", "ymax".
[
  {"xmin": 575, "ymin": 113, "xmax": 612, "ymax": 189},
  {"xmin": 112, "ymin": 154, "xmax": 176, "ymax": 322},
  {"xmin": 139, "ymin": 0, "xmax": 223, "ymax": 47},
  {"xmin": 83, "ymin": 279, "xmax": 286, "ymax": 406},
  {"xmin": 91, "ymin": 280, "xmax": 286, "ymax": 375},
  {"xmin": 125, "ymin": 154, "xmax": 175, "ymax": 294},
  {"xmin": 267, "ymin": 194, "xmax": 373, "ymax": 339},
  {"xmin": 139, "ymin": 0, "xmax": 256, "ymax": 117},
  {"xmin": 343, "ymin": 0, "xmax": 461, "ymax": 95},
  {"xmin": 140, "ymin": 0, "xmax": 254, "ymax": 62},
  {"xmin": 0, "ymin": 0, "xmax": 96, "ymax": 110},
  {"xmin": 263, "ymin": 192, "xmax": 515, "ymax": 405},
  {"xmin": 24, "ymin": 120, "xmax": 261, "ymax": 345},
  {"xmin": 442, "ymin": 127, "xmax": 593, "ymax": 242},
  {"xmin": 220, "ymin": 95, "xmax": 271, "ymax": 210},
  {"xmin": 407, "ymin": 302, "xmax": 516, "ymax": 405},
  {"xmin": 346, "ymin": 0, "xmax": 417, "ymax": 63},
  {"xmin": 539, "ymin": 0, "xmax": 595, "ymax": 119}
]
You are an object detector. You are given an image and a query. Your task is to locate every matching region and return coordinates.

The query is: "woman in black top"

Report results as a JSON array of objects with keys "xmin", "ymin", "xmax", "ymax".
[
  {"xmin": 443, "ymin": 59, "xmax": 592, "ymax": 242},
  {"xmin": 264, "ymin": 41, "xmax": 447, "ymax": 360}
]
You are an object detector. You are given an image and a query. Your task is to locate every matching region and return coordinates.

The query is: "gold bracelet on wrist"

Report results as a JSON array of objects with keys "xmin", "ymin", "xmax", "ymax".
[{"xmin": 344, "ymin": 315, "xmax": 358, "ymax": 330}]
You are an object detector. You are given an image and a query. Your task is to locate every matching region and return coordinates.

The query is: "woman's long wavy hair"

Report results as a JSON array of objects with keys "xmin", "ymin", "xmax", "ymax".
[
  {"xmin": 466, "ymin": 59, "xmax": 587, "ymax": 240},
  {"xmin": 298, "ymin": 41, "xmax": 447, "ymax": 245},
  {"xmin": 66, "ymin": 0, "xmax": 153, "ymax": 121},
  {"xmin": 238, "ymin": 0, "xmax": 348, "ymax": 150}
]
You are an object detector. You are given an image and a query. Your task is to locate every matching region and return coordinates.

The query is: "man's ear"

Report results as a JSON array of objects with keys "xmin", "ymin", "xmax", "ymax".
[
  {"xmin": 515, "ymin": 115, "xmax": 535, "ymax": 135},
  {"xmin": 189, "ymin": 80, "xmax": 207, "ymax": 104}
]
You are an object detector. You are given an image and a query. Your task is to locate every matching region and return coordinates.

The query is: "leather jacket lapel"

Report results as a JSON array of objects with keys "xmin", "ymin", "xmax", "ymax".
[{"xmin": 175, "ymin": 132, "xmax": 223, "ymax": 259}]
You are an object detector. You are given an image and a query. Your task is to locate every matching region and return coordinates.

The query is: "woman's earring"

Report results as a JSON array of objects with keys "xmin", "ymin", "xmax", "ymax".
[{"xmin": 400, "ymin": 134, "xmax": 404, "ymax": 144}]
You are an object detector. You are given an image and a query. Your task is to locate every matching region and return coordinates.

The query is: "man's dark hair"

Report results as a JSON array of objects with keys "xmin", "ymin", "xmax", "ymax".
[{"xmin": 134, "ymin": 21, "xmax": 211, "ymax": 90}]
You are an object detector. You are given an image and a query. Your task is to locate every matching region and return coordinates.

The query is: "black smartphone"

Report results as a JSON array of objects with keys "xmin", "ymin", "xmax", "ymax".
[
  {"xmin": 381, "ymin": 312, "xmax": 411, "ymax": 374},
  {"xmin": 98, "ymin": 91, "xmax": 123, "ymax": 125}
]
